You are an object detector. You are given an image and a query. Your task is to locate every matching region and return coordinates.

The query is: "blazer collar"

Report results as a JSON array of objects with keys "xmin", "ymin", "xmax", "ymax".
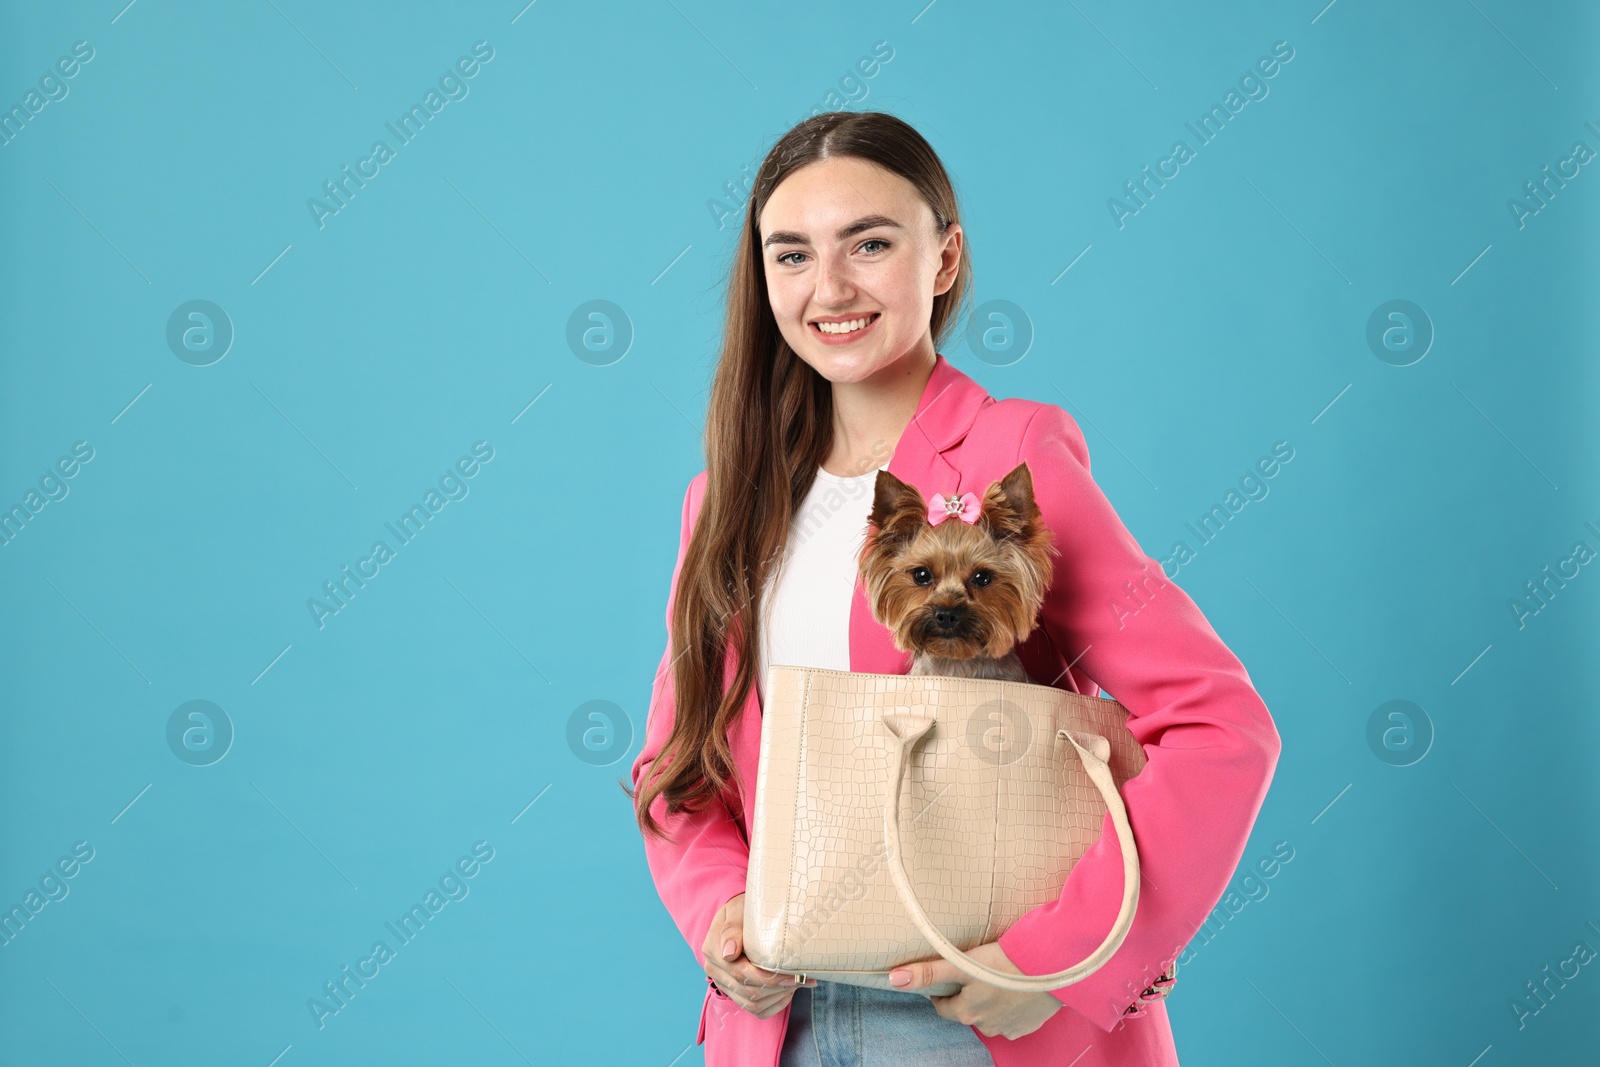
[
  {"xmin": 885, "ymin": 352, "xmax": 993, "ymax": 493},
  {"xmin": 905, "ymin": 351, "xmax": 990, "ymax": 450}
]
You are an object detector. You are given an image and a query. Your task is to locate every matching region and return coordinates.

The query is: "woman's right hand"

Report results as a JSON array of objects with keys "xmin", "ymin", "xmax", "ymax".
[{"xmin": 702, "ymin": 892, "xmax": 817, "ymax": 1019}]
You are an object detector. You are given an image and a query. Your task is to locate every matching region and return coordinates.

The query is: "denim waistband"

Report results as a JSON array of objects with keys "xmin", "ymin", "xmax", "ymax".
[{"xmin": 779, "ymin": 980, "xmax": 995, "ymax": 1067}]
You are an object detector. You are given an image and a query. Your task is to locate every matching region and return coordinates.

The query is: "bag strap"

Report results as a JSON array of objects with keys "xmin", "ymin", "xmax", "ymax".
[{"xmin": 879, "ymin": 712, "xmax": 1141, "ymax": 993}]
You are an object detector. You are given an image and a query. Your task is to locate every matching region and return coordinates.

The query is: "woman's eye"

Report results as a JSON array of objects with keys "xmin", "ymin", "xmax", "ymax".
[
  {"xmin": 971, "ymin": 570, "xmax": 992, "ymax": 588},
  {"xmin": 777, "ymin": 240, "xmax": 885, "ymax": 266},
  {"xmin": 911, "ymin": 567, "xmax": 933, "ymax": 586}
]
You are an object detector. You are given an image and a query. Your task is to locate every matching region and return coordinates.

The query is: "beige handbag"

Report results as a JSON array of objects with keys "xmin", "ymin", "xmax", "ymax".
[{"xmin": 745, "ymin": 664, "xmax": 1147, "ymax": 998}]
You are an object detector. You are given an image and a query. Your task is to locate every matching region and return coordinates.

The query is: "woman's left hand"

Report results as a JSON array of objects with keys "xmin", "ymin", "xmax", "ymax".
[{"xmin": 889, "ymin": 942, "xmax": 1062, "ymax": 1040}]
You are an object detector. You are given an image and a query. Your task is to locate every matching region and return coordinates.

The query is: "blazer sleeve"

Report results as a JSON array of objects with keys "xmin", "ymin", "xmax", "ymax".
[
  {"xmin": 630, "ymin": 471, "xmax": 752, "ymax": 971},
  {"xmin": 994, "ymin": 403, "xmax": 1283, "ymax": 1032}
]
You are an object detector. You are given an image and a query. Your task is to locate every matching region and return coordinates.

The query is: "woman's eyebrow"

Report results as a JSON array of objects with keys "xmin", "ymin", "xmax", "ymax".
[{"xmin": 762, "ymin": 214, "xmax": 902, "ymax": 250}]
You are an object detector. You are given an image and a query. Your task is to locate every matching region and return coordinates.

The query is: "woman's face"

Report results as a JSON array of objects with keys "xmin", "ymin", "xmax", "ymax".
[{"xmin": 758, "ymin": 156, "xmax": 961, "ymax": 385}]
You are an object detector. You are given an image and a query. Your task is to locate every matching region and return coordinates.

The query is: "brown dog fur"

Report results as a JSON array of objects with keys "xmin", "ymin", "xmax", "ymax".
[{"xmin": 859, "ymin": 463, "xmax": 1058, "ymax": 682}]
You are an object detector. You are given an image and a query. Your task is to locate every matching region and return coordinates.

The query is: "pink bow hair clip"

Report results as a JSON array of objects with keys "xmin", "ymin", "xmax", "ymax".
[{"xmin": 927, "ymin": 491, "xmax": 981, "ymax": 526}]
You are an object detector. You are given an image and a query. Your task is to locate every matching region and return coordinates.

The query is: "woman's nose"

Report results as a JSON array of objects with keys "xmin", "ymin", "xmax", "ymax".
[{"xmin": 813, "ymin": 256, "xmax": 855, "ymax": 304}]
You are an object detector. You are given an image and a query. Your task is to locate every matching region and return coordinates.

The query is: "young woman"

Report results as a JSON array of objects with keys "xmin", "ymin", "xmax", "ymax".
[{"xmin": 628, "ymin": 111, "xmax": 1281, "ymax": 1067}]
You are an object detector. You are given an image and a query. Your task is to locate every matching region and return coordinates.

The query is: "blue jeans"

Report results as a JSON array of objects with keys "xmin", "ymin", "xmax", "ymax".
[{"xmin": 779, "ymin": 980, "xmax": 996, "ymax": 1067}]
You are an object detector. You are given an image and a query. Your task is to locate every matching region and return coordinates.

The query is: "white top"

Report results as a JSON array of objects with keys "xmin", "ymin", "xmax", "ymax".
[{"xmin": 757, "ymin": 463, "xmax": 889, "ymax": 702}]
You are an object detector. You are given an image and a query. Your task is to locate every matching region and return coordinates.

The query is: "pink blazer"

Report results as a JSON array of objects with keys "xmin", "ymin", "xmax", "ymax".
[{"xmin": 631, "ymin": 353, "xmax": 1282, "ymax": 1067}]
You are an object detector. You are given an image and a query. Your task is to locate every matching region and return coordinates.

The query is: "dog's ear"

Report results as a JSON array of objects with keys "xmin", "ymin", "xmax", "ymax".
[
  {"xmin": 982, "ymin": 462, "xmax": 1043, "ymax": 541},
  {"xmin": 866, "ymin": 469, "xmax": 927, "ymax": 553}
]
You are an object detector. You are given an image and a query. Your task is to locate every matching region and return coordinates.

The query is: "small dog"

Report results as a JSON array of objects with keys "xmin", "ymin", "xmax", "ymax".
[{"xmin": 859, "ymin": 463, "xmax": 1058, "ymax": 683}]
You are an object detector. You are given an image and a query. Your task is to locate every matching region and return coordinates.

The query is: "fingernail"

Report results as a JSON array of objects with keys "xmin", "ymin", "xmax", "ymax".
[
  {"xmin": 722, "ymin": 939, "xmax": 737, "ymax": 960},
  {"xmin": 890, "ymin": 970, "xmax": 910, "ymax": 987}
]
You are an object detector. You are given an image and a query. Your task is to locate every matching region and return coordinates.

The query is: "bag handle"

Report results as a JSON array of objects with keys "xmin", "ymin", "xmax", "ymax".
[{"xmin": 879, "ymin": 712, "xmax": 1141, "ymax": 993}]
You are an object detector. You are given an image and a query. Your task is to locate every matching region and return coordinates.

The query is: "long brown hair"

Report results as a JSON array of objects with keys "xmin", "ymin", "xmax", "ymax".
[{"xmin": 629, "ymin": 110, "xmax": 973, "ymax": 841}]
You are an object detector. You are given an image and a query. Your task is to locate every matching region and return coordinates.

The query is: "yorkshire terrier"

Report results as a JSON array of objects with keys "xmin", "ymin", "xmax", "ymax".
[{"xmin": 859, "ymin": 463, "xmax": 1057, "ymax": 683}]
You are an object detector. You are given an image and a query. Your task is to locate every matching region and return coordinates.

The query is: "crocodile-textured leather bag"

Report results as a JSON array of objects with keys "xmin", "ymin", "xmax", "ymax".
[{"xmin": 744, "ymin": 664, "xmax": 1147, "ymax": 998}]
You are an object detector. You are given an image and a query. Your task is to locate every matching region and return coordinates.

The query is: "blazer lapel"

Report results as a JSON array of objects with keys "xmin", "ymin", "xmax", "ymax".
[{"xmin": 850, "ymin": 353, "xmax": 994, "ymax": 674}]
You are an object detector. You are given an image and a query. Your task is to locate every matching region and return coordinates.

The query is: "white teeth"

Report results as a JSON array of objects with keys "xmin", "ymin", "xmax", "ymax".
[{"xmin": 816, "ymin": 315, "xmax": 874, "ymax": 334}]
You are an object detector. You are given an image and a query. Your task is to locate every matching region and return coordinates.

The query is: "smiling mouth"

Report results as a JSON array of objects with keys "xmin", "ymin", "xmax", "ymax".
[{"xmin": 811, "ymin": 312, "xmax": 880, "ymax": 338}]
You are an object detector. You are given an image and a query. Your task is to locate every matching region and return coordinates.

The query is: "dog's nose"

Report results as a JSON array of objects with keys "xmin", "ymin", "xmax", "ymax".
[{"xmin": 933, "ymin": 607, "xmax": 964, "ymax": 629}]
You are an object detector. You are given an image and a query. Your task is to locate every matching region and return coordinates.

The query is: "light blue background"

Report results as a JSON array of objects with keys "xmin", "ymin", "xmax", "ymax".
[{"xmin": 1, "ymin": 1, "xmax": 1595, "ymax": 1064}]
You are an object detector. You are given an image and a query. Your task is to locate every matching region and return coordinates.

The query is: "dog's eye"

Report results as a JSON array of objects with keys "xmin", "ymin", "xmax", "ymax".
[
  {"xmin": 971, "ymin": 570, "xmax": 992, "ymax": 588},
  {"xmin": 911, "ymin": 567, "xmax": 933, "ymax": 586}
]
